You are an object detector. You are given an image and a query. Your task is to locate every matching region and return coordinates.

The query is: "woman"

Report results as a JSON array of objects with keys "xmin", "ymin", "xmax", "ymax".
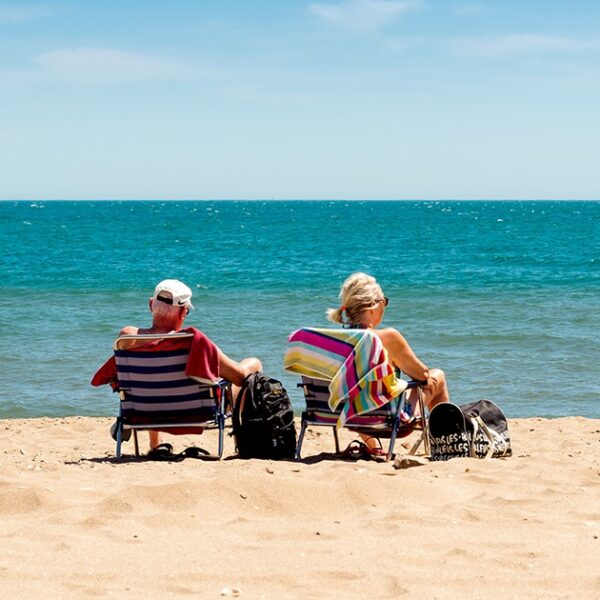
[{"xmin": 327, "ymin": 272, "xmax": 449, "ymax": 454}]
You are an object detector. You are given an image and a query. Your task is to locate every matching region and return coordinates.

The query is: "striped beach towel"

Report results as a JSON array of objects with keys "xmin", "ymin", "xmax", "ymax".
[{"xmin": 284, "ymin": 328, "xmax": 407, "ymax": 428}]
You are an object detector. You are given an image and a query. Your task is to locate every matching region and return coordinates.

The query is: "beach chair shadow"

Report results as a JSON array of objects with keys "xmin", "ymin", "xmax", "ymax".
[
  {"xmin": 66, "ymin": 454, "xmax": 150, "ymax": 466},
  {"xmin": 110, "ymin": 333, "xmax": 232, "ymax": 460},
  {"xmin": 284, "ymin": 328, "xmax": 430, "ymax": 462}
]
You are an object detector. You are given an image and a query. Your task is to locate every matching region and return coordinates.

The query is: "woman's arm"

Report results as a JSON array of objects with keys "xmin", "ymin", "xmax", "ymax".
[{"xmin": 376, "ymin": 327, "xmax": 429, "ymax": 381}]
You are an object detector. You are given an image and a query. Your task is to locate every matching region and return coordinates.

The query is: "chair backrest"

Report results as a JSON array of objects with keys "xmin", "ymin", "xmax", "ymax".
[
  {"xmin": 114, "ymin": 334, "xmax": 219, "ymax": 426},
  {"xmin": 300, "ymin": 375, "xmax": 398, "ymax": 427},
  {"xmin": 285, "ymin": 327, "xmax": 406, "ymax": 427}
]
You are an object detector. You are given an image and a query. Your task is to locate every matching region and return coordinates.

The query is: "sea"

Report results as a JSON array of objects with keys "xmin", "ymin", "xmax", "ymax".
[{"xmin": 0, "ymin": 200, "xmax": 598, "ymax": 419}]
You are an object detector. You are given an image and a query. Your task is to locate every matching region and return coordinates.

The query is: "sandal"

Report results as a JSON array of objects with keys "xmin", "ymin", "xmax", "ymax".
[
  {"xmin": 363, "ymin": 437, "xmax": 386, "ymax": 456},
  {"xmin": 342, "ymin": 439, "xmax": 386, "ymax": 460},
  {"xmin": 182, "ymin": 446, "xmax": 211, "ymax": 459},
  {"xmin": 147, "ymin": 443, "xmax": 183, "ymax": 462},
  {"xmin": 366, "ymin": 446, "xmax": 386, "ymax": 457},
  {"xmin": 342, "ymin": 440, "xmax": 368, "ymax": 459}
]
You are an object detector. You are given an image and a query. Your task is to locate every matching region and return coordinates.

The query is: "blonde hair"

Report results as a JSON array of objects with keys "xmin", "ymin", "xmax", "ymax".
[{"xmin": 326, "ymin": 272, "xmax": 383, "ymax": 326}]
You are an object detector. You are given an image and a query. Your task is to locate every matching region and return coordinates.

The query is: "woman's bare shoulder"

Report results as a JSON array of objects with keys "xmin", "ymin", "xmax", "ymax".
[{"xmin": 374, "ymin": 327, "xmax": 404, "ymax": 343}]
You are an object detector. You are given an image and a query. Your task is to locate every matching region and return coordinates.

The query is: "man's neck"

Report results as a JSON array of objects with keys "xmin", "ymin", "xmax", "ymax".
[
  {"xmin": 140, "ymin": 320, "xmax": 183, "ymax": 335},
  {"xmin": 145, "ymin": 325, "xmax": 177, "ymax": 334}
]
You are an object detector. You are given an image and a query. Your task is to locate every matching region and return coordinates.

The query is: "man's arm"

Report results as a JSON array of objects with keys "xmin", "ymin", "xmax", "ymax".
[
  {"xmin": 115, "ymin": 326, "xmax": 143, "ymax": 350},
  {"xmin": 218, "ymin": 349, "xmax": 254, "ymax": 386},
  {"xmin": 91, "ymin": 325, "xmax": 138, "ymax": 388}
]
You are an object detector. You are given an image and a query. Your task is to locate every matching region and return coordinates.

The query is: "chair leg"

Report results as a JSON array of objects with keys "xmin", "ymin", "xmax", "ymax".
[
  {"xmin": 133, "ymin": 430, "xmax": 140, "ymax": 457},
  {"xmin": 217, "ymin": 415, "xmax": 224, "ymax": 459},
  {"xmin": 333, "ymin": 426, "xmax": 340, "ymax": 454},
  {"xmin": 417, "ymin": 388, "xmax": 431, "ymax": 456},
  {"xmin": 295, "ymin": 421, "xmax": 307, "ymax": 460},
  {"xmin": 409, "ymin": 434, "xmax": 423, "ymax": 455},
  {"xmin": 387, "ymin": 419, "xmax": 400, "ymax": 462},
  {"xmin": 215, "ymin": 387, "xmax": 229, "ymax": 459},
  {"xmin": 116, "ymin": 422, "xmax": 123, "ymax": 460}
]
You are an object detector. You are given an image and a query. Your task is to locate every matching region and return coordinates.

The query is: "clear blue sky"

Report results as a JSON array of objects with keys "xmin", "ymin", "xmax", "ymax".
[{"xmin": 1, "ymin": 0, "xmax": 599, "ymax": 200}]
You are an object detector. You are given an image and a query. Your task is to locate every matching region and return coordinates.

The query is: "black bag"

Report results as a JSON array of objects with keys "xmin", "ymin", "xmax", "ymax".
[
  {"xmin": 428, "ymin": 400, "xmax": 511, "ymax": 461},
  {"xmin": 461, "ymin": 399, "xmax": 512, "ymax": 459},
  {"xmin": 428, "ymin": 403, "xmax": 470, "ymax": 461},
  {"xmin": 232, "ymin": 372, "xmax": 297, "ymax": 460}
]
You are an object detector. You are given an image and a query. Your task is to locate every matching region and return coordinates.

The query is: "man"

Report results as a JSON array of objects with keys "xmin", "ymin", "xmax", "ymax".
[{"xmin": 92, "ymin": 279, "xmax": 262, "ymax": 450}]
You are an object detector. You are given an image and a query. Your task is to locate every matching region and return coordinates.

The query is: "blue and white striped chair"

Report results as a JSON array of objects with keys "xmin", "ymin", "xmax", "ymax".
[{"xmin": 112, "ymin": 333, "xmax": 232, "ymax": 459}]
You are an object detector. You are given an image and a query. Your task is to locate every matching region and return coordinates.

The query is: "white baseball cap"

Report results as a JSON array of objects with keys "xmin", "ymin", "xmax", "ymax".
[{"xmin": 152, "ymin": 279, "xmax": 194, "ymax": 310}]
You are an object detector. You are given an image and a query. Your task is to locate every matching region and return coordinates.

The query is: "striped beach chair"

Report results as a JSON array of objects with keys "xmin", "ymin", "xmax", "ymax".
[
  {"xmin": 295, "ymin": 375, "xmax": 428, "ymax": 461},
  {"xmin": 284, "ymin": 328, "xmax": 429, "ymax": 461},
  {"xmin": 112, "ymin": 333, "xmax": 232, "ymax": 459}
]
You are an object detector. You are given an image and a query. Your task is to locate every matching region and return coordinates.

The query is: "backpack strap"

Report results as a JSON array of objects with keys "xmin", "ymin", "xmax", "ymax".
[
  {"xmin": 469, "ymin": 415, "xmax": 510, "ymax": 458},
  {"xmin": 468, "ymin": 416, "xmax": 493, "ymax": 459}
]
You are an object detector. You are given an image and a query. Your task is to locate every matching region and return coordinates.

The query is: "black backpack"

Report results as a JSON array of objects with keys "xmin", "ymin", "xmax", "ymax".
[{"xmin": 232, "ymin": 372, "xmax": 297, "ymax": 460}]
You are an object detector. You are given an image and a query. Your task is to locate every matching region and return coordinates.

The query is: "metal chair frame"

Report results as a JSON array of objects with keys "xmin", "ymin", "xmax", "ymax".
[
  {"xmin": 294, "ymin": 377, "xmax": 430, "ymax": 462},
  {"xmin": 112, "ymin": 333, "xmax": 232, "ymax": 460}
]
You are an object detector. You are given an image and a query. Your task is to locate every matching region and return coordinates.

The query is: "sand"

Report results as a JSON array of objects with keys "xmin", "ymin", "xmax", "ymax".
[{"xmin": 0, "ymin": 416, "xmax": 599, "ymax": 599}]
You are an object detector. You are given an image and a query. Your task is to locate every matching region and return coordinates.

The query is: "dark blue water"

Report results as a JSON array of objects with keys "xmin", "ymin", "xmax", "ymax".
[{"xmin": 1, "ymin": 200, "xmax": 598, "ymax": 418}]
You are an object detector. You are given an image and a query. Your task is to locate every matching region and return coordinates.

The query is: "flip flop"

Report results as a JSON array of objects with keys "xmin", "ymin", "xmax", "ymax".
[
  {"xmin": 182, "ymin": 446, "xmax": 211, "ymax": 459},
  {"xmin": 341, "ymin": 439, "xmax": 385, "ymax": 460},
  {"xmin": 366, "ymin": 446, "xmax": 386, "ymax": 457},
  {"xmin": 341, "ymin": 440, "xmax": 368, "ymax": 459},
  {"xmin": 363, "ymin": 437, "xmax": 388, "ymax": 461},
  {"xmin": 147, "ymin": 443, "xmax": 183, "ymax": 462},
  {"xmin": 363, "ymin": 436, "xmax": 387, "ymax": 456}
]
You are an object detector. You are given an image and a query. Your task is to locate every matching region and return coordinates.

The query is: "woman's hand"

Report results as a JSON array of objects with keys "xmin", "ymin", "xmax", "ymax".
[{"xmin": 425, "ymin": 372, "xmax": 441, "ymax": 393}]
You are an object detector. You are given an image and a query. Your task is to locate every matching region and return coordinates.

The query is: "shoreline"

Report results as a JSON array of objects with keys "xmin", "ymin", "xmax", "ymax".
[
  {"xmin": 3, "ymin": 410, "xmax": 598, "ymax": 420},
  {"xmin": 1, "ymin": 416, "xmax": 599, "ymax": 598}
]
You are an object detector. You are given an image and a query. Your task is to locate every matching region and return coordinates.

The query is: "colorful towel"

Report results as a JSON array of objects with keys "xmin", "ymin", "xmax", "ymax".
[{"xmin": 284, "ymin": 328, "xmax": 407, "ymax": 428}]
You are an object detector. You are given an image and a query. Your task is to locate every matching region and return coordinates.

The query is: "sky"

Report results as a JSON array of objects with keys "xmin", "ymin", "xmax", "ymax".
[{"xmin": 1, "ymin": 0, "xmax": 599, "ymax": 200}]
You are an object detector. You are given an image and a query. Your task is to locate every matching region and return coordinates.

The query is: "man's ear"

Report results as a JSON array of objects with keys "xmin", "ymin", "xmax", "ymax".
[{"xmin": 148, "ymin": 298, "xmax": 154, "ymax": 312}]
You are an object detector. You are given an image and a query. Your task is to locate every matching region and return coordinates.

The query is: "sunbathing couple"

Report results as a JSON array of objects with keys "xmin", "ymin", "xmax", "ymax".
[{"xmin": 93, "ymin": 274, "xmax": 449, "ymax": 453}]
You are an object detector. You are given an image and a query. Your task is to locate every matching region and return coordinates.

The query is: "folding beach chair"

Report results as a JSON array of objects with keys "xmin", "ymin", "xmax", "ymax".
[
  {"xmin": 284, "ymin": 328, "xmax": 430, "ymax": 462},
  {"xmin": 111, "ymin": 333, "xmax": 232, "ymax": 460},
  {"xmin": 293, "ymin": 376, "xmax": 428, "ymax": 461}
]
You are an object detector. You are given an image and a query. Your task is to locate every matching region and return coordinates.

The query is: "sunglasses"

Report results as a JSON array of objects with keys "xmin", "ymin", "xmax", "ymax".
[{"xmin": 374, "ymin": 296, "xmax": 389, "ymax": 307}]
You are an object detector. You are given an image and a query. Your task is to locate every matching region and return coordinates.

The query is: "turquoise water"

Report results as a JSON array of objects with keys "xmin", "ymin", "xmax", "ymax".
[{"xmin": 1, "ymin": 200, "xmax": 598, "ymax": 419}]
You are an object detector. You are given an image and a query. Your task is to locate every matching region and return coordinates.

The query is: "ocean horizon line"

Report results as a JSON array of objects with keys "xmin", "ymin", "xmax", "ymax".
[{"xmin": 2, "ymin": 198, "xmax": 599, "ymax": 203}]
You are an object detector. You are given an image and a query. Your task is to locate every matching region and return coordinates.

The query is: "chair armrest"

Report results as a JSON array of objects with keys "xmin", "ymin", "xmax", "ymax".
[{"xmin": 405, "ymin": 380, "xmax": 427, "ymax": 389}]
